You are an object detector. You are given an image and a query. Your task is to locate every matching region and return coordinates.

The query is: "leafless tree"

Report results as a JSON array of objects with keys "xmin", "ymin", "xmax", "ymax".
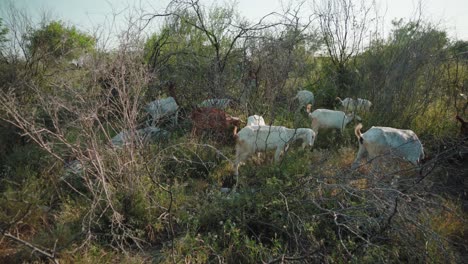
[
  {"xmin": 240, "ymin": 1, "xmax": 320, "ymax": 123},
  {"xmin": 315, "ymin": 0, "xmax": 374, "ymax": 96},
  {"xmin": 0, "ymin": 6, "xmax": 171, "ymax": 254},
  {"xmin": 142, "ymin": 0, "xmax": 283, "ymax": 106}
]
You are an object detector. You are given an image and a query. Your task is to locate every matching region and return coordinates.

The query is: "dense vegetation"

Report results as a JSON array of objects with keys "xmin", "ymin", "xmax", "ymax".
[{"xmin": 0, "ymin": 0, "xmax": 467, "ymax": 263}]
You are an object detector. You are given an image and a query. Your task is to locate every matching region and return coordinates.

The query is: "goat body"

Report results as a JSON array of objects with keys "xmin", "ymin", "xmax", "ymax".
[
  {"xmin": 234, "ymin": 125, "xmax": 315, "ymax": 176},
  {"xmin": 145, "ymin": 97, "xmax": 179, "ymax": 126},
  {"xmin": 70, "ymin": 53, "xmax": 91, "ymax": 68},
  {"xmin": 351, "ymin": 124, "xmax": 424, "ymax": 169},
  {"xmin": 111, "ymin": 126, "xmax": 168, "ymax": 148},
  {"xmin": 246, "ymin": 115, "xmax": 266, "ymax": 126},
  {"xmin": 307, "ymin": 107, "xmax": 357, "ymax": 134},
  {"xmin": 70, "ymin": 59, "xmax": 83, "ymax": 68},
  {"xmin": 198, "ymin": 98, "xmax": 232, "ymax": 110},
  {"xmin": 294, "ymin": 90, "xmax": 314, "ymax": 110},
  {"xmin": 336, "ymin": 97, "xmax": 372, "ymax": 113},
  {"xmin": 190, "ymin": 107, "xmax": 241, "ymax": 140}
]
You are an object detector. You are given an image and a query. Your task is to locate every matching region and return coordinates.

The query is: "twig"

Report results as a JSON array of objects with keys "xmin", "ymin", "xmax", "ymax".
[
  {"xmin": 2, "ymin": 232, "xmax": 60, "ymax": 264},
  {"xmin": 266, "ymin": 249, "xmax": 320, "ymax": 264}
]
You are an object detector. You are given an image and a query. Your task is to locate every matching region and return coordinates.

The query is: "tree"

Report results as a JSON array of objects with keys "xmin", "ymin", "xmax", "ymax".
[
  {"xmin": 143, "ymin": 0, "xmax": 280, "ymax": 103},
  {"xmin": 356, "ymin": 20, "xmax": 449, "ymax": 127},
  {"xmin": 24, "ymin": 20, "xmax": 95, "ymax": 62},
  {"xmin": 242, "ymin": 4, "xmax": 320, "ymax": 118},
  {"xmin": 450, "ymin": 40, "xmax": 468, "ymax": 61},
  {"xmin": 143, "ymin": 11, "xmax": 216, "ymax": 104},
  {"xmin": 0, "ymin": 18, "xmax": 8, "ymax": 59},
  {"xmin": 315, "ymin": 0, "xmax": 374, "ymax": 96}
]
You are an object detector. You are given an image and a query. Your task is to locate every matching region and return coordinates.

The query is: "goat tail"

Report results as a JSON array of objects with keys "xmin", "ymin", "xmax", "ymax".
[
  {"xmin": 335, "ymin": 97, "xmax": 343, "ymax": 103},
  {"xmin": 355, "ymin": 123, "xmax": 363, "ymax": 143},
  {"xmin": 233, "ymin": 126, "xmax": 239, "ymax": 139},
  {"xmin": 456, "ymin": 115, "xmax": 466, "ymax": 124}
]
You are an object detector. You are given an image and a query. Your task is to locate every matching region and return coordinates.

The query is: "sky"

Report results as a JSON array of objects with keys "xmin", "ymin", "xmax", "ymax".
[{"xmin": 2, "ymin": 0, "xmax": 468, "ymax": 42}]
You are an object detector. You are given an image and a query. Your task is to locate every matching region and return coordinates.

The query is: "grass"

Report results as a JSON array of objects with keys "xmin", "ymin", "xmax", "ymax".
[{"xmin": 1, "ymin": 95, "xmax": 466, "ymax": 263}]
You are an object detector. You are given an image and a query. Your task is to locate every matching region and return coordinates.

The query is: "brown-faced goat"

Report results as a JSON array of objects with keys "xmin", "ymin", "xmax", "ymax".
[
  {"xmin": 351, "ymin": 123, "xmax": 425, "ymax": 169},
  {"xmin": 234, "ymin": 126, "xmax": 315, "ymax": 176},
  {"xmin": 306, "ymin": 104, "xmax": 359, "ymax": 135},
  {"xmin": 190, "ymin": 107, "xmax": 241, "ymax": 141}
]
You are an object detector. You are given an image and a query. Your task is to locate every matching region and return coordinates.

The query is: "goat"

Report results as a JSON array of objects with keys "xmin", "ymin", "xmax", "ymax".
[
  {"xmin": 293, "ymin": 90, "xmax": 314, "ymax": 111},
  {"xmin": 246, "ymin": 115, "xmax": 266, "ymax": 126},
  {"xmin": 336, "ymin": 97, "xmax": 372, "ymax": 113},
  {"xmin": 351, "ymin": 123, "xmax": 425, "ymax": 169},
  {"xmin": 70, "ymin": 59, "xmax": 84, "ymax": 68},
  {"xmin": 62, "ymin": 159, "xmax": 83, "ymax": 181},
  {"xmin": 145, "ymin": 97, "xmax": 179, "ymax": 126},
  {"xmin": 111, "ymin": 126, "xmax": 169, "ymax": 148},
  {"xmin": 69, "ymin": 53, "xmax": 91, "ymax": 68},
  {"xmin": 198, "ymin": 98, "xmax": 232, "ymax": 110},
  {"xmin": 234, "ymin": 126, "xmax": 315, "ymax": 176},
  {"xmin": 306, "ymin": 104, "xmax": 359, "ymax": 135},
  {"xmin": 456, "ymin": 115, "xmax": 468, "ymax": 137},
  {"xmin": 190, "ymin": 107, "xmax": 242, "ymax": 141}
]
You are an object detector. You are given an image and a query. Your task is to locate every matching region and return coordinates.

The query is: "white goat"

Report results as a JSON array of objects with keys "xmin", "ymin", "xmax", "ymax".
[
  {"xmin": 246, "ymin": 115, "xmax": 266, "ymax": 126},
  {"xmin": 70, "ymin": 59, "xmax": 83, "ymax": 68},
  {"xmin": 111, "ymin": 126, "xmax": 168, "ymax": 148},
  {"xmin": 145, "ymin": 97, "xmax": 179, "ymax": 126},
  {"xmin": 351, "ymin": 124, "xmax": 425, "ymax": 169},
  {"xmin": 62, "ymin": 160, "xmax": 83, "ymax": 181},
  {"xmin": 69, "ymin": 53, "xmax": 91, "ymax": 68},
  {"xmin": 336, "ymin": 97, "xmax": 372, "ymax": 113},
  {"xmin": 198, "ymin": 98, "xmax": 232, "ymax": 109},
  {"xmin": 306, "ymin": 105, "xmax": 359, "ymax": 135},
  {"xmin": 234, "ymin": 126, "xmax": 315, "ymax": 176},
  {"xmin": 294, "ymin": 90, "xmax": 314, "ymax": 111}
]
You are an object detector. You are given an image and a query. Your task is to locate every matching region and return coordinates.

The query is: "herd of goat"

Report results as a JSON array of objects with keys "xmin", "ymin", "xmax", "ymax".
[{"xmin": 103, "ymin": 89, "xmax": 468, "ymax": 184}]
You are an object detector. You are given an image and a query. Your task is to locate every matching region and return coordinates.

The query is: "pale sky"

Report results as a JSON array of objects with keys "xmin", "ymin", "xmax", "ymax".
[{"xmin": 2, "ymin": 0, "xmax": 468, "ymax": 42}]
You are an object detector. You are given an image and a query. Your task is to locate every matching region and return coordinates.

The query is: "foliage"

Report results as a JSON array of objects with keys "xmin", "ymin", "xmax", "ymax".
[
  {"xmin": 0, "ymin": 1, "xmax": 466, "ymax": 263},
  {"xmin": 24, "ymin": 20, "xmax": 95, "ymax": 60},
  {"xmin": 450, "ymin": 40, "xmax": 468, "ymax": 61},
  {"xmin": 0, "ymin": 18, "xmax": 8, "ymax": 57},
  {"xmin": 354, "ymin": 20, "xmax": 452, "ymax": 129},
  {"xmin": 143, "ymin": 4, "xmax": 246, "ymax": 104}
]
